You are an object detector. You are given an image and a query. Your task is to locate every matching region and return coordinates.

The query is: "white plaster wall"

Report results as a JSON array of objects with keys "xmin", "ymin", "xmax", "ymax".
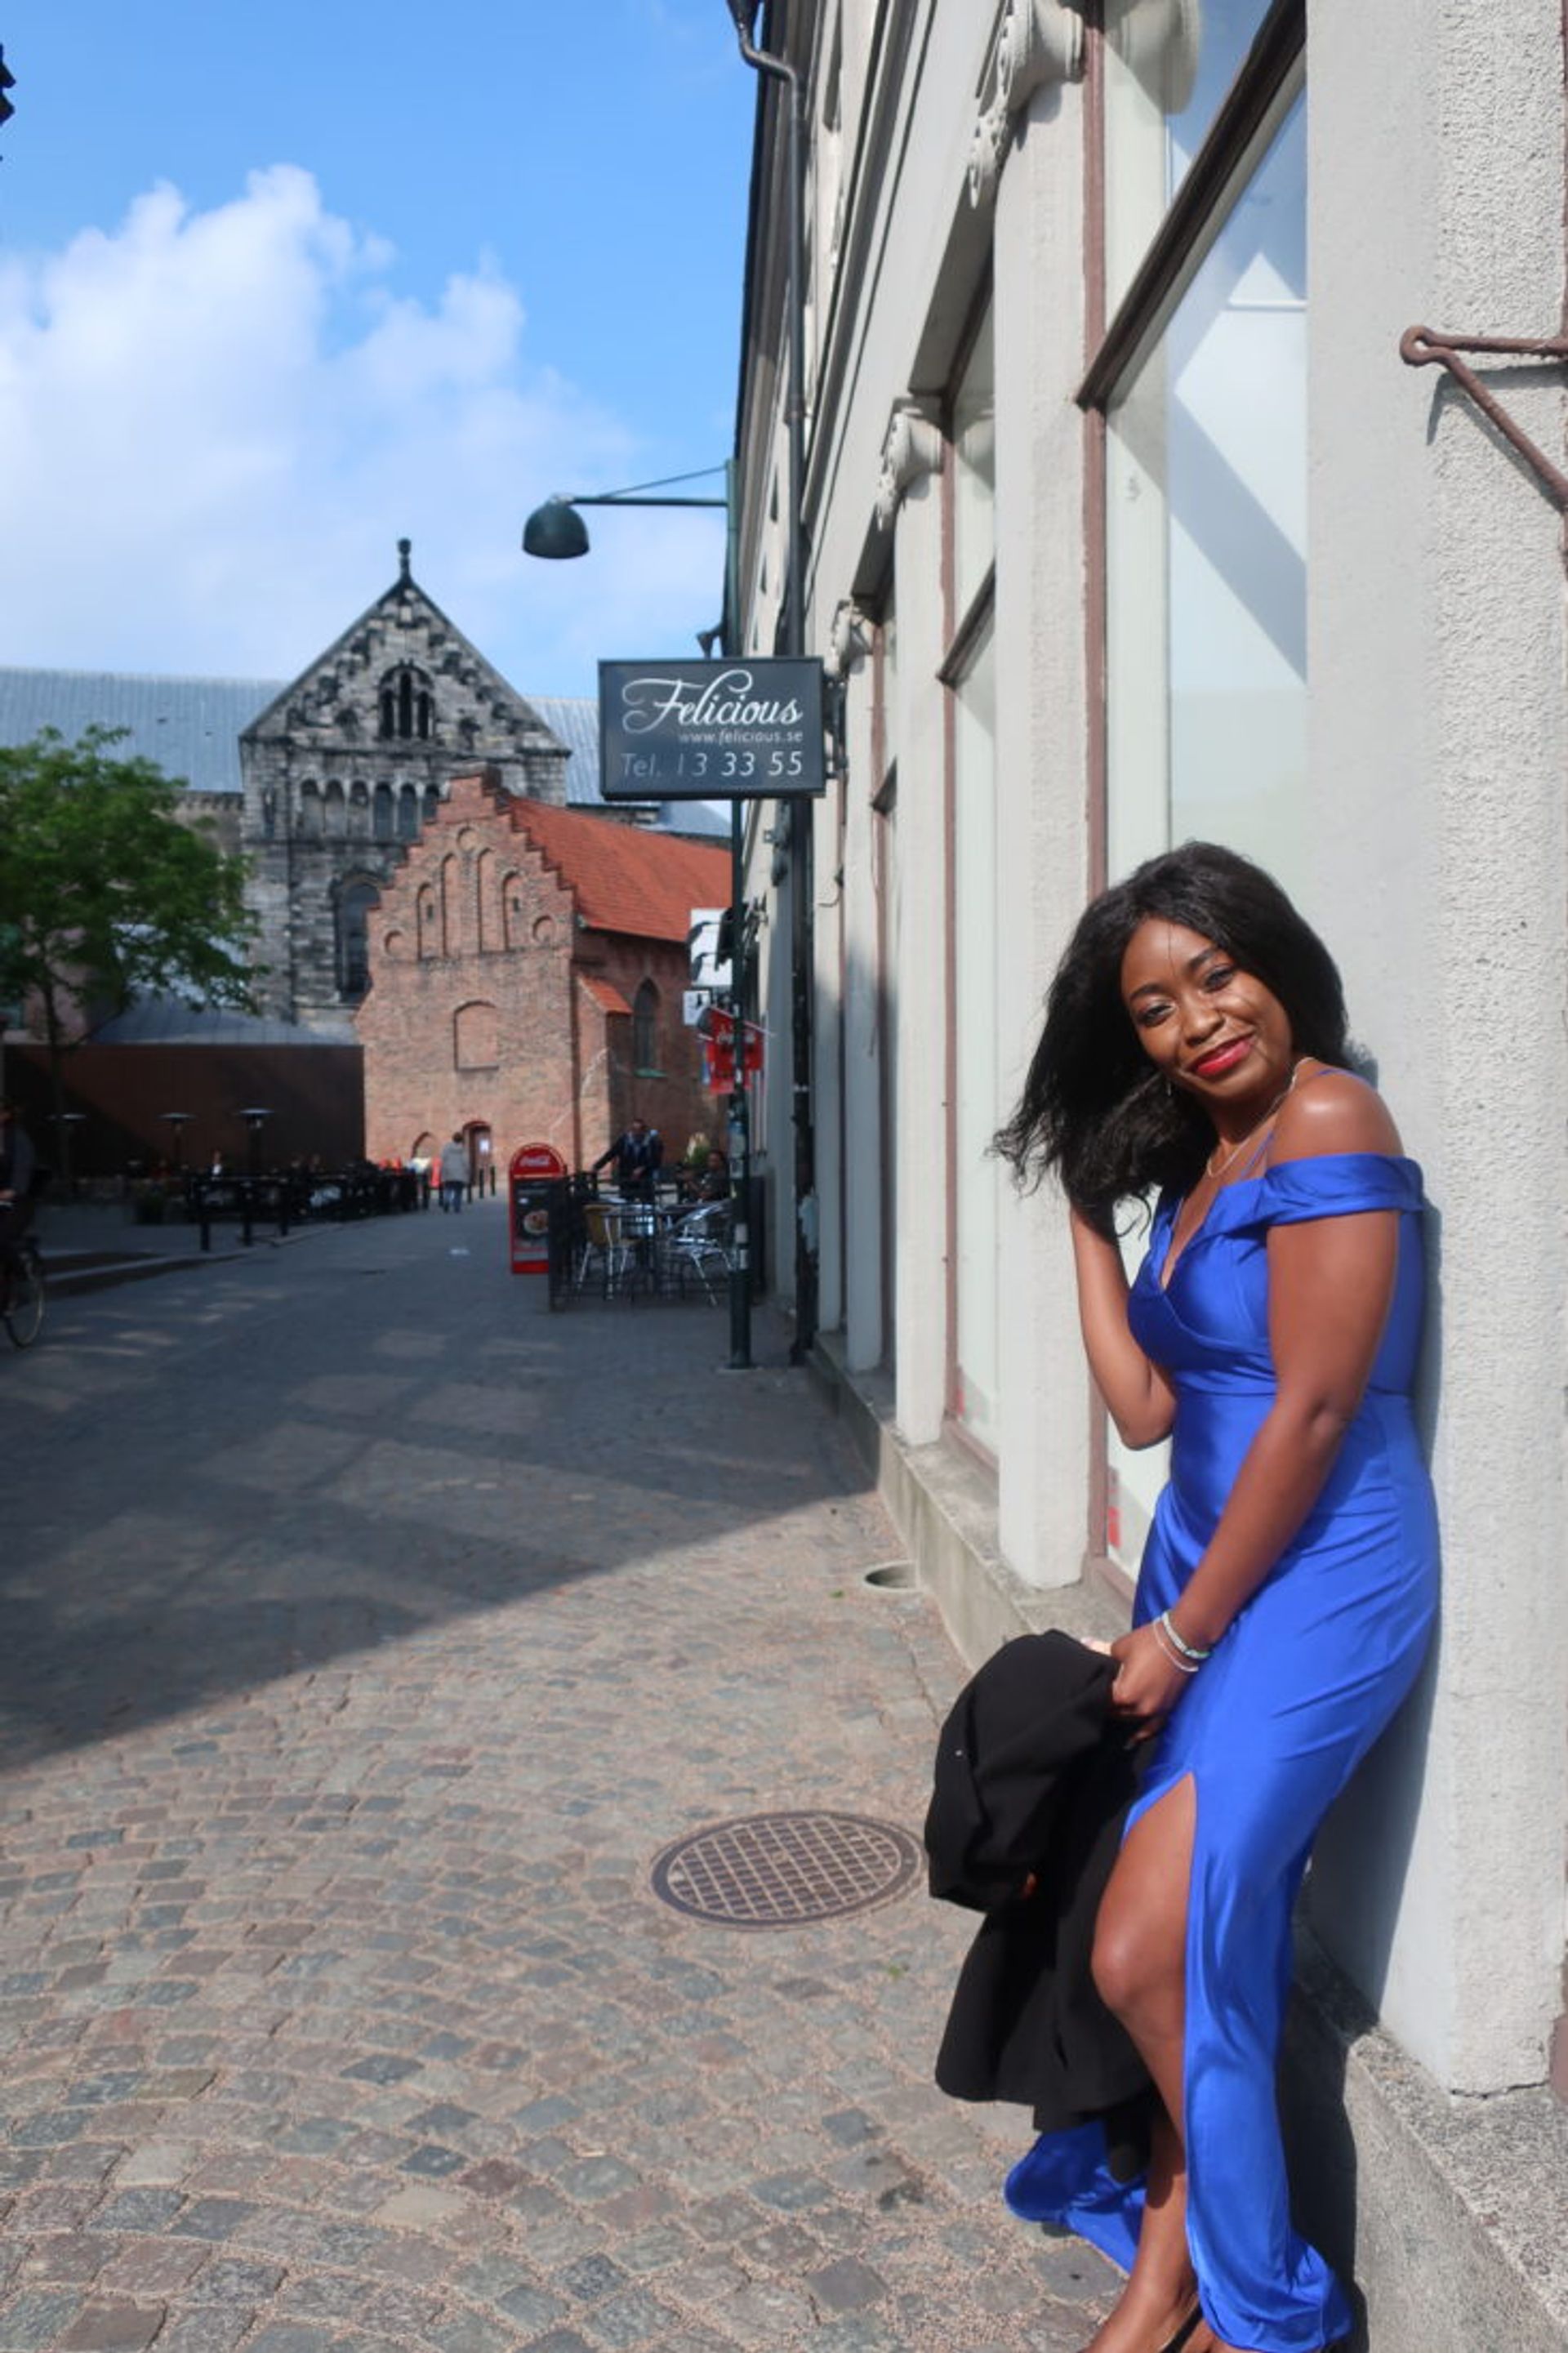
[
  {"xmin": 839, "ymin": 649, "xmax": 886, "ymax": 1371},
  {"xmin": 813, "ymin": 764, "xmax": 845, "ymax": 1336},
  {"xmin": 798, "ymin": 0, "xmax": 997, "ymax": 1438},
  {"xmin": 1304, "ymin": 0, "xmax": 1568, "ymax": 2092},
  {"xmin": 992, "ymin": 79, "xmax": 1097, "ymax": 1589},
  {"xmin": 889, "ymin": 467, "xmax": 951, "ymax": 1446}
]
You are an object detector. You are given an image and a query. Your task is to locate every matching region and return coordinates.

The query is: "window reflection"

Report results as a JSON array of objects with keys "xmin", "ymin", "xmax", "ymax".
[
  {"xmin": 1106, "ymin": 92, "xmax": 1307, "ymax": 884},
  {"xmin": 1104, "ymin": 0, "xmax": 1278, "ymax": 307}
]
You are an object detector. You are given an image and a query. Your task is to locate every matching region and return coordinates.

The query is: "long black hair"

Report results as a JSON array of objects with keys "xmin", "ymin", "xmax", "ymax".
[{"xmin": 996, "ymin": 841, "xmax": 1350, "ymax": 1230}]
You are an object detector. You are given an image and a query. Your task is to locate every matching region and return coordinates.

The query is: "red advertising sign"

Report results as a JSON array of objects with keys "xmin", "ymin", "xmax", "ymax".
[
  {"xmin": 509, "ymin": 1143, "xmax": 568, "ymax": 1275},
  {"xmin": 700, "ymin": 1006, "xmax": 764, "ymax": 1094}
]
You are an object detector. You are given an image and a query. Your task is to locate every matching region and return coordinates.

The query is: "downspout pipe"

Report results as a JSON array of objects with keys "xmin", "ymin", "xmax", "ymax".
[{"xmin": 728, "ymin": 3, "xmax": 817, "ymax": 1361}]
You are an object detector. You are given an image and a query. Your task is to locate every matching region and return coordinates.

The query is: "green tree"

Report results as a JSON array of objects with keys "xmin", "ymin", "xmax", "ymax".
[{"xmin": 0, "ymin": 726, "xmax": 256, "ymax": 1180}]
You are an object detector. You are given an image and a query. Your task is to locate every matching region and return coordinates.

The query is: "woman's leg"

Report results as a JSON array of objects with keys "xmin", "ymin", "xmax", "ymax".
[{"xmin": 1081, "ymin": 1777, "xmax": 1211, "ymax": 2353}]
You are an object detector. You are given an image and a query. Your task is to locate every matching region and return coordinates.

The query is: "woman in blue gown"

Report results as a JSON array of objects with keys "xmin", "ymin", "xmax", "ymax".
[{"xmin": 995, "ymin": 844, "xmax": 1438, "ymax": 2353}]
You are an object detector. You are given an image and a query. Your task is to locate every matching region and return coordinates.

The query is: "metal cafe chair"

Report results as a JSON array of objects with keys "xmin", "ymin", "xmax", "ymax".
[
  {"xmin": 661, "ymin": 1200, "xmax": 735, "ymax": 1304},
  {"xmin": 574, "ymin": 1200, "xmax": 631, "ymax": 1295}
]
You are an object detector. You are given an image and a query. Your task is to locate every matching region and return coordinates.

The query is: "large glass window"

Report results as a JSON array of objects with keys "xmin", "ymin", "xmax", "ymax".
[
  {"xmin": 1103, "ymin": 0, "xmax": 1279, "ymax": 308},
  {"xmin": 1094, "ymin": 22, "xmax": 1306, "ymax": 1578},
  {"xmin": 1105, "ymin": 90, "xmax": 1307, "ymax": 885}
]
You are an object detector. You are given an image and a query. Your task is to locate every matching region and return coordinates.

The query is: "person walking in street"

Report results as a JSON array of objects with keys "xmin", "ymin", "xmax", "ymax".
[
  {"xmin": 996, "ymin": 841, "xmax": 1437, "ymax": 2353},
  {"xmin": 591, "ymin": 1117, "xmax": 663, "ymax": 1203},
  {"xmin": 438, "ymin": 1132, "xmax": 469, "ymax": 1213}
]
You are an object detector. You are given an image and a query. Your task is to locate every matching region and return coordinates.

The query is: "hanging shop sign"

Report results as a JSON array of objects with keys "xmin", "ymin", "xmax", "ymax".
[{"xmin": 599, "ymin": 657, "xmax": 826, "ymax": 802}]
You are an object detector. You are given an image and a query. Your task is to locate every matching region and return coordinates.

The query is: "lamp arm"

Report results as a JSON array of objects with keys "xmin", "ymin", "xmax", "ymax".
[{"xmin": 567, "ymin": 493, "xmax": 728, "ymax": 510}]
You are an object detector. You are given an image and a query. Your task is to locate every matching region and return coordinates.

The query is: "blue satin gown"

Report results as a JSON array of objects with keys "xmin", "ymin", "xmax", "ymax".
[{"xmin": 1006, "ymin": 1152, "xmax": 1439, "ymax": 2352}]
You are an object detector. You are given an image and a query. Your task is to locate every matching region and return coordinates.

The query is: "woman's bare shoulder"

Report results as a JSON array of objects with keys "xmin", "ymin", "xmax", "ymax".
[{"xmin": 1269, "ymin": 1063, "xmax": 1402, "ymax": 1165}]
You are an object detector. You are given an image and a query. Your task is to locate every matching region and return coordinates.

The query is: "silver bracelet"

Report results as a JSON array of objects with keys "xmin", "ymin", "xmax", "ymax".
[
  {"xmin": 1151, "ymin": 1616, "xmax": 1202, "ymax": 1676},
  {"xmin": 1159, "ymin": 1608, "xmax": 1213, "ymax": 1663}
]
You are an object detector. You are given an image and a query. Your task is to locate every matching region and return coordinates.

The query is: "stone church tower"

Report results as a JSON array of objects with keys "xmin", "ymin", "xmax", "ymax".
[{"xmin": 240, "ymin": 542, "xmax": 572, "ymax": 1027}]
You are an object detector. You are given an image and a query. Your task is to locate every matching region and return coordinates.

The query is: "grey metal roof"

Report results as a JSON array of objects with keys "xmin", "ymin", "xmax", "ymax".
[
  {"xmin": 0, "ymin": 666, "xmax": 280, "ymax": 795},
  {"xmin": 523, "ymin": 696, "xmax": 599, "ymax": 802},
  {"xmin": 89, "ymin": 996, "xmax": 357, "ymax": 1047}
]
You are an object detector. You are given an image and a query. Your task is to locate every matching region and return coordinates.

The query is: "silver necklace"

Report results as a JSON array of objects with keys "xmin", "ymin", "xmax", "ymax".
[{"xmin": 1204, "ymin": 1060, "xmax": 1302, "ymax": 1185}]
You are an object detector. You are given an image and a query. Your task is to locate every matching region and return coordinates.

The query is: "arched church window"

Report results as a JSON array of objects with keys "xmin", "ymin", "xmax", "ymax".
[
  {"xmin": 397, "ymin": 785, "xmax": 419, "ymax": 840},
  {"xmin": 338, "ymin": 880, "xmax": 379, "ymax": 999},
  {"xmin": 373, "ymin": 783, "xmax": 394, "ymax": 842},
  {"xmin": 633, "ymin": 979, "xmax": 661, "ymax": 1075},
  {"xmin": 379, "ymin": 664, "xmax": 438, "ymax": 742},
  {"xmin": 423, "ymin": 783, "xmax": 440, "ymax": 822}
]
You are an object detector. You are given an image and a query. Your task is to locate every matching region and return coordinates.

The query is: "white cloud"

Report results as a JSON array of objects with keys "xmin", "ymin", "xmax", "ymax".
[{"xmin": 0, "ymin": 167, "xmax": 728, "ymax": 693}]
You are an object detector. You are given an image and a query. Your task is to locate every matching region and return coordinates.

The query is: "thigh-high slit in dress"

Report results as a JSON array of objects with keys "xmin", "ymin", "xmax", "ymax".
[{"xmin": 1005, "ymin": 1152, "xmax": 1439, "ymax": 2353}]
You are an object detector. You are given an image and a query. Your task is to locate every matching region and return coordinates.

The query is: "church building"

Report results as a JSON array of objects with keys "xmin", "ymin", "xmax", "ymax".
[
  {"xmin": 240, "ymin": 541, "xmax": 577, "ymax": 1031},
  {"xmin": 0, "ymin": 550, "xmax": 730, "ymax": 1177}
]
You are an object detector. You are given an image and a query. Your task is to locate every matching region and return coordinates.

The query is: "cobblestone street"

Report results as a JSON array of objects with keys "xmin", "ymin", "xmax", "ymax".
[{"xmin": 1, "ymin": 1201, "xmax": 1119, "ymax": 2353}]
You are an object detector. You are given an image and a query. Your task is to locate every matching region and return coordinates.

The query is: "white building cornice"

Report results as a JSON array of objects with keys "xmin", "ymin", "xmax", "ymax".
[
  {"xmin": 824, "ymin": 599, "xmax": 872, "ymax": 679},
  {"xmin": 969, "ymin": 0, "xmax": 1085, "ymax": 208},
  {"xmin": 875, "ymin": 399, "xmax": 944, "ymax": 529}
]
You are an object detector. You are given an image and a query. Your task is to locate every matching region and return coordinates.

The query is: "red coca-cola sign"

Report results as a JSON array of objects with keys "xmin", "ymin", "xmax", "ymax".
[{"xmin": 509, "ymin": 1143, "xmax": 568, "ymax": 1274}]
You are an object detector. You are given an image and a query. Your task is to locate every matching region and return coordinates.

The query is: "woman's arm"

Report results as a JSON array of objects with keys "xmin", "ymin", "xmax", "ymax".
[
  {"xmin": 1111, "ymin": 1073, "xmax": 1403, "ymax": 1722},
  {"xmin": 1071, "ymin": 1207, "xmax": 1177, "ymax": 1449}
]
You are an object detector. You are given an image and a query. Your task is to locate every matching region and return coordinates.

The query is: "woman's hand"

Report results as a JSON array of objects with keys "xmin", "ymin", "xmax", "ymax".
[{"xmin": 1108, "ymin": 1623, "xmax": 1193, "ymax": 1741}]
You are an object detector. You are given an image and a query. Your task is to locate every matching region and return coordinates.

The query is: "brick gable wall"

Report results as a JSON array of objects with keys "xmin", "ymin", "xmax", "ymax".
[{"xmin": 357, "ymin": 770, "xmax": 719, "ymax": 1174}]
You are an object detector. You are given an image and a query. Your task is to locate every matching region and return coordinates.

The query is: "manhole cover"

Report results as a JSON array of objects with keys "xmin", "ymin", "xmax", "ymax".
[{"xmin": 650, "ymin": 1810, "xmax": 923, "ymax": 1929}]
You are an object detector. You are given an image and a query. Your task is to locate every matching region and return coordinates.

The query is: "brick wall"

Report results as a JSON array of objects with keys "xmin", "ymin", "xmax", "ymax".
[
  {"xmin": 576, "ymin": 932, "xmax": 718, "ymax": 1171},
  {"xmin": 357, "ymin": 772, "xmax": 719, "ymax": 1175}
]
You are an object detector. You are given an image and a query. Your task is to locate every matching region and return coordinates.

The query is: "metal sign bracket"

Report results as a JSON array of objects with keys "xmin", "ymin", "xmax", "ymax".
[{"xmin": 1401, "ymin": 325, "xmax": 1568, "ymax": 510}]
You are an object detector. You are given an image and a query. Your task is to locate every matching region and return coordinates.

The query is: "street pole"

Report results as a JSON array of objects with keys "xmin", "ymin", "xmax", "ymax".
[
  {"xmin": 523, "ymin": 461, "xmax": 754, "ymax": 1368},
  {"xmin": 719, "ymin": 459, "xmax": 753, "ymax": 1370},
  {"xmin": 730, "ymin": 8, "xmax": 817, "ymax": 1367}
]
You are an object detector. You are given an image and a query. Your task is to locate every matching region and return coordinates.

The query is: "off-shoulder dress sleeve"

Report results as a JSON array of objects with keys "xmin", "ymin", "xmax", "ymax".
[{"xmin": 1252, "ymin": 1151, "xmax": 1424, "ymax": 1227}]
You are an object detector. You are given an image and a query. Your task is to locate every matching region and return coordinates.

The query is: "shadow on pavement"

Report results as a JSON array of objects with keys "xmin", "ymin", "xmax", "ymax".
[{"xmin": 1, "ymin": 1203, "xmax": 889, "ymax": 1771}]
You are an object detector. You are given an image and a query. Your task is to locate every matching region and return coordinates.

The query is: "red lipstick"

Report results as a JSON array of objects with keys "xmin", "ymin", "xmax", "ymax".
[{"xmin": 1191, "ymin": 1037, "xmax": 1251, "ymax": 1080}]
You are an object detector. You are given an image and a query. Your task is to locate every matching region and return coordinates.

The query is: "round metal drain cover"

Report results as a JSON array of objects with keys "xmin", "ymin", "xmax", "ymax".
[{"xmin": 651, "ymin": 1810, "xmax": 922, "ymax": 1929}]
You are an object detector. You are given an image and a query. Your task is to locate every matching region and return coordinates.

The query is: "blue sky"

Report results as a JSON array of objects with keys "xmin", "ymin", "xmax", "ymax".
[{"xmin": 0, "ymin": 2, "xmax": 755, "ymax": 697}]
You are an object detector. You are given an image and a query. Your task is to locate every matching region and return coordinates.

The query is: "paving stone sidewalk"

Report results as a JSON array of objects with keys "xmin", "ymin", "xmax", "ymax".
[{"xmin": 0, "ymin": 1203, "xmax": 1120, "ymax": 2352}]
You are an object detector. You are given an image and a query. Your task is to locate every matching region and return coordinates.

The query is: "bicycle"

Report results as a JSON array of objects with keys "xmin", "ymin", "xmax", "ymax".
[{"xmin": 0, "ymin": 1233, "xmax": 44, "ymax": 1347}]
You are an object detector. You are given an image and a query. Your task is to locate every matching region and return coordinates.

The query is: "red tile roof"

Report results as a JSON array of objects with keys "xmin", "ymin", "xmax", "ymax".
[
  {"xmin": 510, "ymin": 800, "xmax": 729, "ymax": 943},
  {"xmin": 579, "ymin": 975, "xmax": 632, "ymax": 1017}
]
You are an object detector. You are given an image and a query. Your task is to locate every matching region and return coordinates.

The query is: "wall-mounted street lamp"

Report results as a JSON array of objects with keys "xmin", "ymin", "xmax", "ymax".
[
  {"xmin": 522, "ymin": 467, "xmax": 732, "ymax": 559},
  {"xmin": 522, "ymin": 465, "xmax": 757, "ymax": 1373}
]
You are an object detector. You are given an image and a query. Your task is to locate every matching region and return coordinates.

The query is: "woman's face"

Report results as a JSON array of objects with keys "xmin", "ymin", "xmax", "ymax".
[{"xmin": 1120, "ymin": 918, "xmax": 1295, "ymax": 1120}]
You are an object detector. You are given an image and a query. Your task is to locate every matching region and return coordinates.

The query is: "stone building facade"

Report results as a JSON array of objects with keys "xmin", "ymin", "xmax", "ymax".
[
  {"xmin": 241, "ymin": 543, "xmax": 573, "ymax": 1030},
  {"xmin": 357, "ymin": 769, "xmax": 731, "ymax": 1176},
  {"xmin": 730, "ymin": 2, "xmax": 1568, "ymax": 2346}
]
